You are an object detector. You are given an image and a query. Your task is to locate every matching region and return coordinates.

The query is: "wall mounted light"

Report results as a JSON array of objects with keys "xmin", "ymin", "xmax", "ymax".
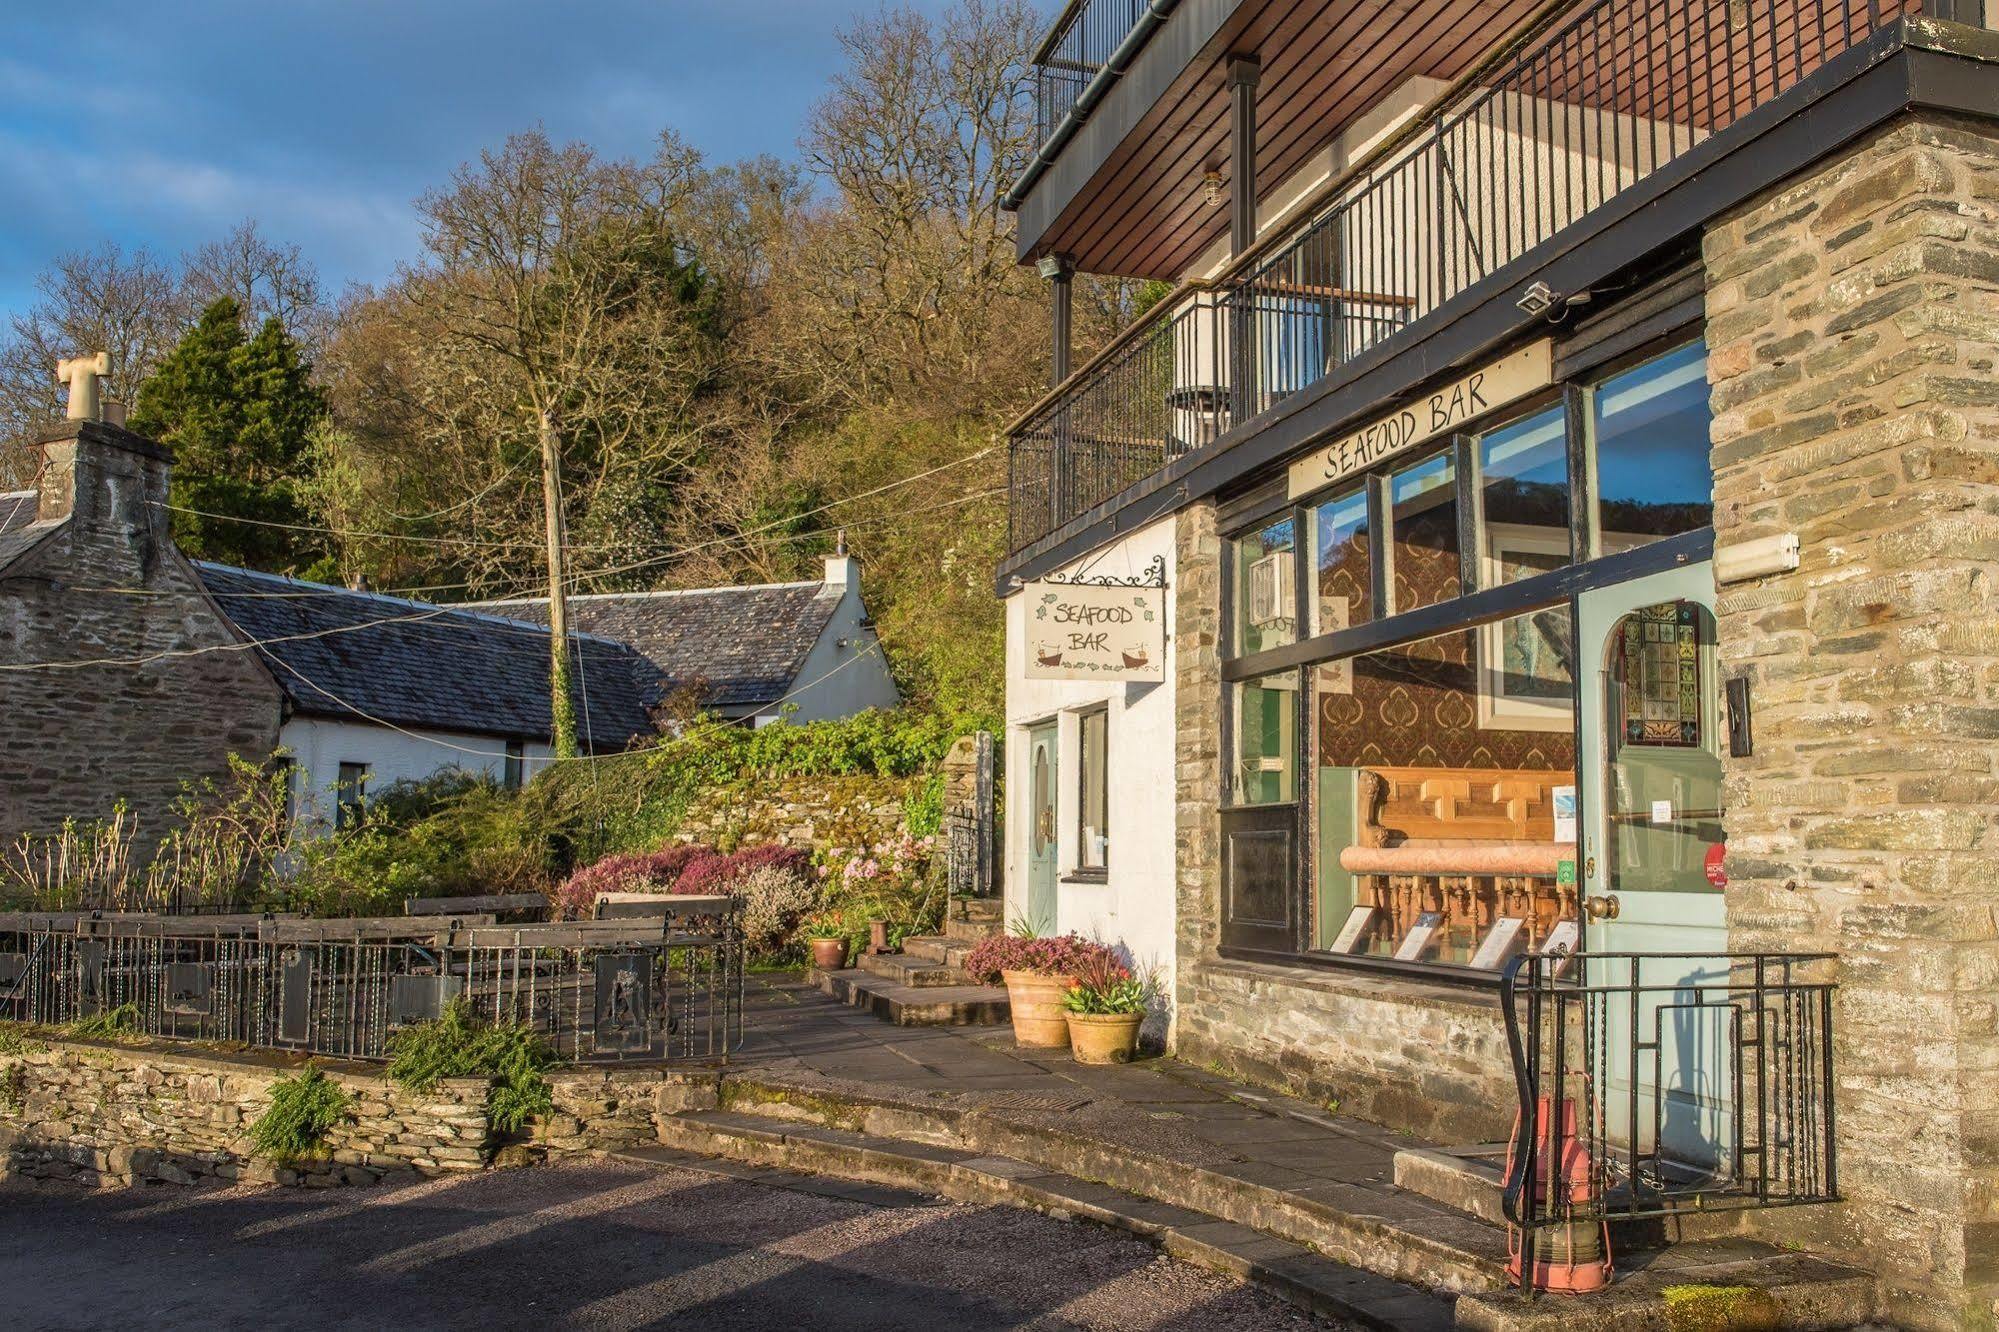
[
  {"xmin": 1203, "ymin": 170, "xmax": 1224, "ymax": 207},
  {"xmin": 1714, "ymin": 532, "xmax": 1800, "ymax": 585}
]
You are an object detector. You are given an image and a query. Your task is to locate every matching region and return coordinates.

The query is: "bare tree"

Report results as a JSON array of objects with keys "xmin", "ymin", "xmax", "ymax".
[
  {"xmin": 403, "ymin": 129, "xmax": 718, "ymax": 755},
  {"xmin": 0, "ymin": 243, "xmax": 189, "ymax": 483},
  {"xmin": 182, "ymin": 220, "xmax": 329, "ymax": 347}
]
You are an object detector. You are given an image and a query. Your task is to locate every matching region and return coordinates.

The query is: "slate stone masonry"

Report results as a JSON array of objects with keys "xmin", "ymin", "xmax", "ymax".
[
  {"xmin": 0, "ymin": 422, "xmax": 282, "ymax": 843},
  {"xmin": 1705, "ymin": 111, "xmax": 1999, "ymax": 1331}
]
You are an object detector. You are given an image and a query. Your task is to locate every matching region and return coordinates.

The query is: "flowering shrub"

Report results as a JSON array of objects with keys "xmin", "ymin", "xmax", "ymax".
[
  {"xmin": 963, "ymin": 933, "xmax": 1121, "ymax": 986},
  {"xmin": 555, "ymin": 848, "xmax": 686, "ymax": 917},
  {"xmin": 810, "ymin": 832, "xmax": 942, "ymax": 956},
  {"xmin": 727, "ymin": 842, "xmax": 813, "ymax": 882},
  {"xmin": 665, "ymin": 849, "xmax": 732, "ymax": 896},
  {"xmin": 735, "ymin": 865, "xmax": 821, "ymax": 954}
]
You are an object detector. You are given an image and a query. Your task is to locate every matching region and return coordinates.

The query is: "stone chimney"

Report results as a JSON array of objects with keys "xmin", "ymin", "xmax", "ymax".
[
  {"xmin": 36, "ymin": 352, "xmax": 174, "ymax": 564},
  {"xmin": 823, "ymin": 528, "xmax": 854, "ymax": 588}
]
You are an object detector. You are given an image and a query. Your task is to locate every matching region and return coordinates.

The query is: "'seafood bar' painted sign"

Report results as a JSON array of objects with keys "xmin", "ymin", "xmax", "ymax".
[{"xmin": 1286, "ymin": 339, "xmax": 1553, "ymax": 499}]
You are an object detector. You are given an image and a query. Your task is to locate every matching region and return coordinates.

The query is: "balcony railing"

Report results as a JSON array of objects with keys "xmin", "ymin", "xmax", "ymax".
[
  {"xmin": 1007, "ymin": 0, "xmax": 1924, "ymax": 555},
  {"xmin": 1033, "ymin": 0, "xmax": 1156, "ymax": 147}
]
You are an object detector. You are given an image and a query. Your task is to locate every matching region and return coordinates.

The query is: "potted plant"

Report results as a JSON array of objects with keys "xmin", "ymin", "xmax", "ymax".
[
  {"xmin": 803, "ymin": 910, "xmax": 851, "ymax": 971},
  {"xmin": 1064, "ymin": 953, "xmax": 1147, "ymax": 1065},
  {"xmin": 965, "ymin": 932, "xmax": 1111, "ymax": 1049}
]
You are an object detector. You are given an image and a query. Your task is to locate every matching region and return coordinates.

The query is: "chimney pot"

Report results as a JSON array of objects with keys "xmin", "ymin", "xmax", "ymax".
[{"xmin": 56, "ymin": 352, "xmax": 111, "ymax": 422}]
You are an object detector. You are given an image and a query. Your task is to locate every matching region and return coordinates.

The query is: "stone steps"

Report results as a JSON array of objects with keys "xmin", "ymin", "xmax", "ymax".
[
  {"xmin": 648, "ymin": 1109, "xmax": 1455, "ymax": 1332},
  {"xmin": 900, "ymin": 934, "xmax": 977, "ymax": 970},
  {"xmin": 855, "ymin": 950, "xmax": 956, "ymax": 987},
  {"xmin": 944, "ymin": 915, "xmax": 997, "ymax": 943},
  {"xmin": 655, "ymin": 1072, "xmax": 1880, "ymax": 1332},
  {"xmin": 951, "ymin": 895, "xmax": 1003, "ymax": 925},
  {"xmin": 809, "ymin": 966, "xmax": 1010, "ymax": 1026}
]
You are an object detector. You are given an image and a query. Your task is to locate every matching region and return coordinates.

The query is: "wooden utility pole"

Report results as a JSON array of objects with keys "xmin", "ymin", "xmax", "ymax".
[{"xmin": 539, "ymin": 407, "xmax": 578, "ymax": 759}]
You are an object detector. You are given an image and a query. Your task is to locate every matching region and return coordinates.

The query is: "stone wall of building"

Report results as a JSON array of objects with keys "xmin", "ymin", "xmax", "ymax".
[
  {"xmin": 674, "ymin": 773, "xmax": 920, "ymax": 854},
  {"xmin": 0, "ymin": 422, "xmax": 283, "ymax": 845},
  {"xmin": 1705, "ymin": 111, "xmax": 1999, "ymax": 1330},
  {"xmin": 1168, "ymin": 501, "xmax": 1516, "ymax": 1143}
]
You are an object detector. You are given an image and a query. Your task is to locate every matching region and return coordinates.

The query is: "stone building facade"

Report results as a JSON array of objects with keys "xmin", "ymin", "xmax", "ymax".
[
  {"xmin": 0, "ymin": 421, "xmax": 282, "ymax": 844},
  {"xmin": 1707, "ymin": 111, "xmax": 1999, "ymax": 1328}
]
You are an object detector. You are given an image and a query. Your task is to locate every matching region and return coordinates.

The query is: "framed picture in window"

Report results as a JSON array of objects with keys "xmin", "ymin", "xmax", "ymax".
[{"xmin": 1477, "ymin": 524, "xmax": 1574, "ymax": 732}]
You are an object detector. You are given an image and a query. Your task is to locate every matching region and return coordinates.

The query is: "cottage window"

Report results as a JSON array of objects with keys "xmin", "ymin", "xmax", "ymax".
[
  {"xmin": 1231, "ymin": 517, "xmax": 1297, "ymax": 655},
  {"xmin": 503, "ymin": 742, "xmax": 525, "ymax": 791},
  {"xmin": 1588, "ymin": 340, "xmax": 1711, "ymax": 552},
  {"xmin": 1477, "ymin": 405, "xmax": 1572, "ymax": 588},
  {"xmin": 1077, "ymin": 707, "xmax": 1109, "ymax": 872},
  {"xmin": 1309, "ymin": 485, "xmax": 1370, "ymax": 634},
  {"xmin": 1229, "ymin": 671, "xmax": 1298, "ymax": 807},
  {"xmin": 1387, "ymin": 449, "xmax": 1460, "ymax": 613},
  {"xmin": 335, "ymin": 762, "xmax": 370, "ymax": 831}
]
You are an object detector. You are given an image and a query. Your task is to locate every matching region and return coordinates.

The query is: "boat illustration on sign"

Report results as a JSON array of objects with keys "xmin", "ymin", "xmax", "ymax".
[
  {"xmin": 1122, "ymin": 649, "xmax": 1149, "ymax": 669},
  {"xmin": 1037, "ymin": 649, "xmax": 1064, "ymax": 667}
]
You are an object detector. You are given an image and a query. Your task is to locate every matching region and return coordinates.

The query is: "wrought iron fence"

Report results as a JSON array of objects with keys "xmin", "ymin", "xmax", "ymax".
[
  {"xmin": 1499, "ymin": 951, "xmax": 1838, "ymax": 1290},
  {"xmin": 1006, "ymin": 0, "xmax": 1924, "ymax": 553},
  {"xmin": 0, "ymin": 906, "xmax": 745, "ymax": 1064},
  {"xmin": 1033, "ymin": 0, "xmax": 1155, "ymax": 146}
]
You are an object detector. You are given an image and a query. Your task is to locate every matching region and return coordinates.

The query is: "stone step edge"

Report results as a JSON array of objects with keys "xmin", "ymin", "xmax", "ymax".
[
  {"xmin": 685, "ymin": 1070, "xmax": 1506, "ymax": 1296},
  {"xmin": 807, "ymin": 966, "xmax": 1011, "ymax": 1025},
  {"xmin": 642, "ymin": 1115, "xmax": 1453, "ymax": 1332}
]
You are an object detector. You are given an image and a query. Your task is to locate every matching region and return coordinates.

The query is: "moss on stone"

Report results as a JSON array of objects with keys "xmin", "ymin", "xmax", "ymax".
[{"xmin": 1661, "ymin": 1283, "xmax": 1782, "ymax": 1331}]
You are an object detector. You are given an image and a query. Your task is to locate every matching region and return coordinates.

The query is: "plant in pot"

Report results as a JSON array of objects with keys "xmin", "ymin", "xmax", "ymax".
[
  {"xmin": 802, "ymin": 909, "xmax": 852, "ymax": 972},
  {"xmin": 965, "ymin": 932, "xmax": 1111, "ymax": 1049},
  {"xmin": 1063, "ymin": 952, "xmax": 1147, "ymax": 1065}
]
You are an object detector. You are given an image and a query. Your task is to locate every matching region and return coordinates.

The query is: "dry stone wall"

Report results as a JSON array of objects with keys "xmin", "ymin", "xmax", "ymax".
[
  {"xmin": 673, "ymin": 774, "xmax": 918, "ymax": 853},
  {"xmin": 1705, "ymin": 110, "xmax": 1999, "ymax": 1331}
]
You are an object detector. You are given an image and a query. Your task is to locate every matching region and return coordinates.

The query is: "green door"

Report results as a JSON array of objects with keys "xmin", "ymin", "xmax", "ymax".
[
  {"xmin": 1576, "ymin": 563, "xmax": 1730, "ymax": 1174},
  {"xmin": 1024, "ymin": 723, "xmax": 1059, "ymax": 935}
]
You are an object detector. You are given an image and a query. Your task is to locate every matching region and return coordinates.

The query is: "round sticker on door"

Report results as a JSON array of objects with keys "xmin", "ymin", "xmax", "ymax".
[{"xmin": 1704, "ymin": 841, "xmax": 1727, "ymax": 889}]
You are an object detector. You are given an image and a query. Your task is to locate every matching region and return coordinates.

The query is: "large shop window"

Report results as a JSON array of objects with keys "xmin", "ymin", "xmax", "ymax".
[
  {"xmin": 1218, "ymin": 337, "xmax": 1712, "ymax": 974},
  {"xmin": 1312, "ymin": 615, "xmax": 1578, "ymax": 967}
]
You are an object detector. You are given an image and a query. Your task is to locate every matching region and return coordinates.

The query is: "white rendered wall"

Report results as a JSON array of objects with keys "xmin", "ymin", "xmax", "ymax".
[
  {"xmin": 279, "ymin": 716, "xmax": 554, "ymax": 832},
  {"xmin": 1002, "ymin": 516, "xmax": 1178, "ymax": 1046}
]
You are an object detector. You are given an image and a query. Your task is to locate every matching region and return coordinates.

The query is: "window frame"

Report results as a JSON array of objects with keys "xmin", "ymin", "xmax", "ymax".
[
  {"xmin": 335, "ymin": 761, "xmax": 371, "ymax": 831},
  {"xmin": 1074, "ymin": 705, "xmax": 1110, "ymax": 876},
  {"xmin": 1216, "ymin": 331, "xmax": 1713, "ymax": 984},
  {"xmin": 503, "ymin": 741, "xmax": 526, "ymax": 791}
]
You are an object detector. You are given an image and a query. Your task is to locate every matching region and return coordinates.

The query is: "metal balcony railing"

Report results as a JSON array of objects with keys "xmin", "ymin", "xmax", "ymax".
[
  {"xmin": 1033, "ymin": 0, "xmax": 1157, "ymax": 147},
  {"xmin": 1499, "ymin": 951, "xmax": 1839, "ymax": 1290},
  {"xmin": 1006, "ymin": 0, "xmax": 1926, "ymax": 555}
]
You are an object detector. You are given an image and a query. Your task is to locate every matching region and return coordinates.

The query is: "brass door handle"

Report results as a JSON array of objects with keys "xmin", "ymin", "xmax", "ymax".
[{"xmin": 1584, "ymin": 894, "xmax": 1621, "ymax": 921}]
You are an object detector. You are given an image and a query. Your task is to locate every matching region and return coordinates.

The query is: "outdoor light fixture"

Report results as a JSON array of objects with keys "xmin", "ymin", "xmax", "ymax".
[
  {"xmin": 1714, "ymin": 531, "xmax": 1800, "ymax": 584},
  {"xmin": 1515, "ymin": 281, "xmax": 1558, "ymax": 316},
  {"xmin": 1203, "ymin": 170, "xmax": 1224, "ymax": 207},
  {"xmin": 1036, "ymin": 254, "xmax": 1069, "ymax": 280}
]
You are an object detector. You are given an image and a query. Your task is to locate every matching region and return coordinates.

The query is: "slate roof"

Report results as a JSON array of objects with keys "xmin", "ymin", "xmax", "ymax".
[
  {"xmin": 479, "ymin": 581, "xmax": 845, "ymax": 710},
  {"xmin": 0, "ymin": 491, "xmax": 58, "ymax": 577},
  {"xmin": 0, "ymin": 490, "xmax": 35, "ymax": 535},
  {"xmin": 196, "ymin": 564, "xmax": 661, "ymax": 749}
]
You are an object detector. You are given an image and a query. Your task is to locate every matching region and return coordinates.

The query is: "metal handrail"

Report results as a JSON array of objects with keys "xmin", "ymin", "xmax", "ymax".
[{"xmin": 1500, "ymin": 949, "xmax": 1839, "ymax": 1292}]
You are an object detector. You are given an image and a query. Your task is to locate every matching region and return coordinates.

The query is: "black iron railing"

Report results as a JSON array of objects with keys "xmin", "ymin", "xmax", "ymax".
[
  {"xmin": 1033, "ymin": 0, "xmax": 1156, "ymax": 147},
  {"xmin": 1499, "ymin": 951, "xmax": 1838, "ymax": 1289},
  {"xmin": 1006, "ymin": 0, "xmax": 1924, "ymax": 553},
  {"xmin": 0, "ymin": 907, "xmax": 745, "ymax": 1064}
]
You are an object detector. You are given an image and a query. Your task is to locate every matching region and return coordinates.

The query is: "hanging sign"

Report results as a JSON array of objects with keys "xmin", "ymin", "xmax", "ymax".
[
  {"xmin": 1286, "ymin": 338, "xmax": 1554, "ymax": 499},
  {"xmin": 1025, "ymin": 580, "xmax": 1166, "ymax": 681}
]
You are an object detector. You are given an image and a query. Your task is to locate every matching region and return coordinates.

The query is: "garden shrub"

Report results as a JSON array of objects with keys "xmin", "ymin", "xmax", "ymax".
[
  {"xmin": 250, "ymin": 1066, "xmax": 349, "ymax": 1163},
  {"xmin": 734, "ymin": 865, "xmax": 820, "ymax": 955},
  {"xmin": 386, "ymin": 999, "xmax": 555, "ymax": 1136},
  {"xmin": 963, "ymin": 933, "xmax": 1120, "ymax": 986},
  {"xmin": 64, "ymin": 1003, "xmax": 142, "ymax": 1039}
]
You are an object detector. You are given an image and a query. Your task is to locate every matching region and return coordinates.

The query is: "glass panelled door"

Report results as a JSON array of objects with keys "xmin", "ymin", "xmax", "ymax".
[
  {"xmin": 1025, "ymin": 723, "xmax": 1059, "ymax": 934},
  {"xmin": 1577, "ymin": 563, "xmax": 1730, "ymax": 1177}
]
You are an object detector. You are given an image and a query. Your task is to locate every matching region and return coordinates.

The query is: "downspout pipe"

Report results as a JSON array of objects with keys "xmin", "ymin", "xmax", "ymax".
[{"xmin": 1001, "ymin": 0, "xmax": 1183, "ymax": 215}]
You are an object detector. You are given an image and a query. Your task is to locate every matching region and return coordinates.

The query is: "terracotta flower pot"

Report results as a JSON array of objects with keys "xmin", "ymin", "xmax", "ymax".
[
  {"xmin": 1066, "ymin": 1011, "xmax": 1144, "ymax": 1065},
  {"xmin": 1001, "ymin": 970, "xmax": 1076, "ymax": 1048},
  {"xmin": 809, "ymin": 937, "xmax": 850, "ymax": 971}
]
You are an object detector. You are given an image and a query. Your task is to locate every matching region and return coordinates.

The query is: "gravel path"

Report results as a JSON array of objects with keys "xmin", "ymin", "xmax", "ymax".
[{"xmin": 0, "ymin": 1161, "xmax": 1341, "ymax": 1331}]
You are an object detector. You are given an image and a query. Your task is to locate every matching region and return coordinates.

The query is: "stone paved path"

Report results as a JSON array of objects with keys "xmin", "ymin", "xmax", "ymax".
[
  {"xmin": 737, "ymin": 974, "xmax": 1416, "ymax": 1196},
  {"xmin": 0, "ymin": 1160, "xmax": 1337, "ymax": 1331}
]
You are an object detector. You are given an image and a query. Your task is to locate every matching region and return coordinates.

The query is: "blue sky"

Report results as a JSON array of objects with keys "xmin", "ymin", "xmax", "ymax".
[{"xmin": 0, "ymin": 0, "xmax": 960, "ymax": 317}]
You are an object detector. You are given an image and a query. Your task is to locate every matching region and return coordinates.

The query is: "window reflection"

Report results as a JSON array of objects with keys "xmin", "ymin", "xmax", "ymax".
[
  {"xmin": 1592, "ymin": 341, "xmax": 1712, "ymax": 549},
  {"xmin": 1233, "ymin": 517, "xmax": 1297, "ymax": 655},
  {"xmin": 1479, "ymin": 405, "xmax": 1570, "ymax": 590},
  {"xmin": 1390, "ymin": 450, "xmax": 1459, "ymax": 612},
  {"xmin": 1311, "ymin": 485, "xmax": 1371, "ymax": 635},
  {"xmin": 1233, "ymin": 672, "xmax": 1298, "ymax": 806}
]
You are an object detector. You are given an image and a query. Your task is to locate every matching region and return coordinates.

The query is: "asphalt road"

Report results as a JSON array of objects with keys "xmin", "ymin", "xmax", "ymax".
[{"xmin": 0, "ymin": 1161, "xmax": 1334, "ymax": 1331}]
